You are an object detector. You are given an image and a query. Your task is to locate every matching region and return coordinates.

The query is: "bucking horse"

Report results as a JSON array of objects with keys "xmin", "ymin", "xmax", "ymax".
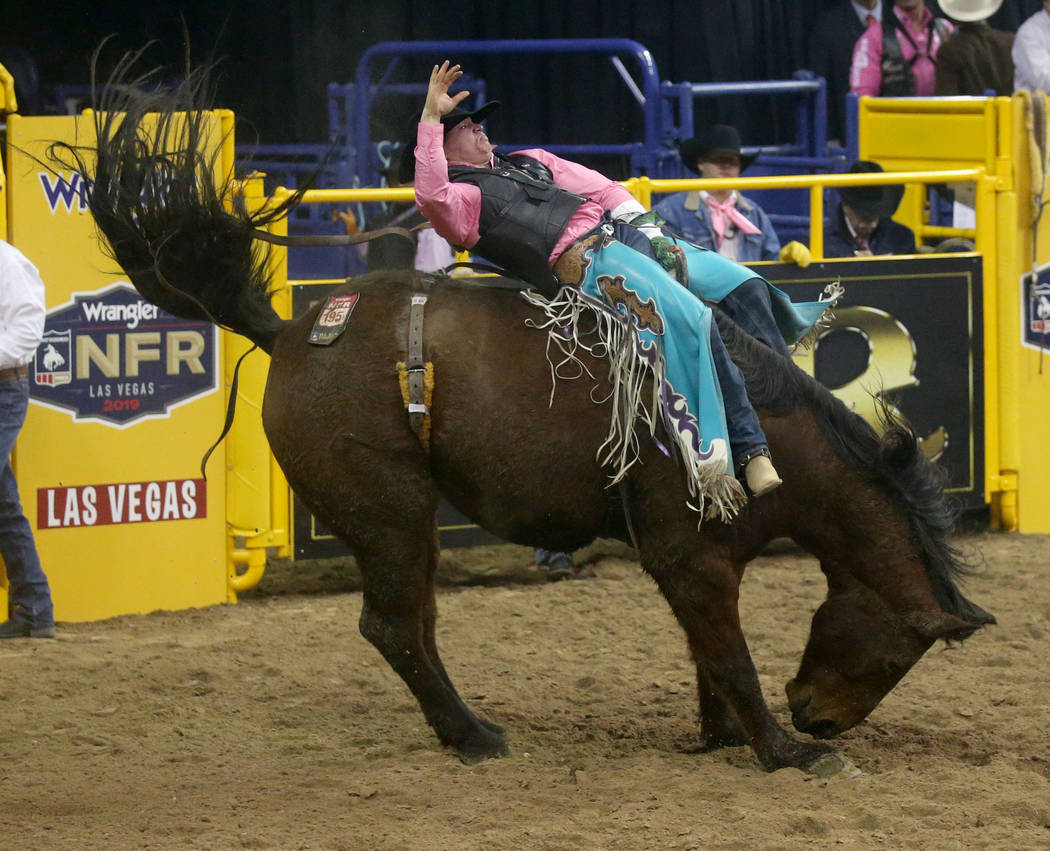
[{"xmin": 59, "ymin": 58, "xmax": 995, "ymax": 777}]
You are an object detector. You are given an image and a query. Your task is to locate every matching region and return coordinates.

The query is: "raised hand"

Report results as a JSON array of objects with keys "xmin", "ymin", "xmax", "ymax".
[{"xmin": 421, "ymin": 61, "xmax": 470, "ymax": 123}]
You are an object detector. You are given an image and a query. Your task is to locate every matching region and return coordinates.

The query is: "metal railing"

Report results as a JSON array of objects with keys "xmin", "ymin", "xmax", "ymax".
[
  {"xmin": 638, "ymin": 167, "xmax": 989, "ymax": 259},
  {"xmin": 269, "ymin": 166, "xmax": 990, "ymax": 267},
  {"xmin": 660, "ymin": 73, "xmax": 830, "ymax": 170}
]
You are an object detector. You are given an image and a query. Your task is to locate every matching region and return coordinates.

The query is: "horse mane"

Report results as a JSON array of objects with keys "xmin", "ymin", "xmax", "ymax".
[
  {"xmin": 48, "ymin": 46, "xmax": 312, "ymax": 353},
  {"xmin": 713, "ymin": 311, "xmax": 987, "ymax": 624}
]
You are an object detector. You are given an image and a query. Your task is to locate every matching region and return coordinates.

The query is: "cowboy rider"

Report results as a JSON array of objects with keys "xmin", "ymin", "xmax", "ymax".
[{"xmin": 408, "ymin": 61, "xmax": 790, "ymax": 499}]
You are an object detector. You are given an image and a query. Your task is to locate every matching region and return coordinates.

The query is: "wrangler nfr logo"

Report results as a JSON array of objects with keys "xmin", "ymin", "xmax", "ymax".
[{"xmin": 29, "ymin": 283, "xmax": 218, "ymax": 427}]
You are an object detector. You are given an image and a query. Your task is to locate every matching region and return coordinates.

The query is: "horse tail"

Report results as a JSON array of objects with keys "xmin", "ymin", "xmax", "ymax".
[{"xmin": 51, "ymin": 47, "xmax": 306, "ymax": 354}]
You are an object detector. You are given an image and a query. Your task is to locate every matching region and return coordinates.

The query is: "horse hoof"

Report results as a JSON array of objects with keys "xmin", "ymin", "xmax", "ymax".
[
  {"xmin": 805, "ymin": 752, "xmax": 861, "ymax": 780},
  {"xmin": 456, "ymin": 730, "xmax": 510, "ymax": 765}
]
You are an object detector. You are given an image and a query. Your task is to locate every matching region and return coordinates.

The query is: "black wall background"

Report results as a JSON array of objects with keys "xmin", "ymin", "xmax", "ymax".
[{"xmin": 3, "ymin": 0, "xmax": 1043, "ymax": 176}]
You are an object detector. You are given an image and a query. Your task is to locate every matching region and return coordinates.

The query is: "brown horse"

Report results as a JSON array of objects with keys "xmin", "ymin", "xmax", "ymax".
[{"xmin": 64, "ymin": 63, "xmax": 994, "ymax": 775}]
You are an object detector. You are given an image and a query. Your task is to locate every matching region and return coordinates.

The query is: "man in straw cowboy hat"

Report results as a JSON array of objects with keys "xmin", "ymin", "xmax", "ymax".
[
  {"xmin": 935, "ymin": 0, "xmax": 1014, "ymax": 96},
  {"xmin": 824, "ymin": 160, "xmax": 916, "ymax": 258}
]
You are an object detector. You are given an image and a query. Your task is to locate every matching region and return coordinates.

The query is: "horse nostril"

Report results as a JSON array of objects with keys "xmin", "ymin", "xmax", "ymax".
[{"xmin": 802, "ymin": 719, "xmax": 841, "ymax": 740}]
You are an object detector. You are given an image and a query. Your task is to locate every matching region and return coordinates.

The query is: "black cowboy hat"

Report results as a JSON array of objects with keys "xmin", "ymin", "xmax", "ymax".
[
  {"xmin": 396, "ymin": 100, "xmax": 502, "ymax": 185},
  {"xmin": 678, "ymin": 125, "xmax": 757, "ymax": 176},
  {"xmin": 838, "ymin": 160, "xmax": 905, "ymax": 219}
]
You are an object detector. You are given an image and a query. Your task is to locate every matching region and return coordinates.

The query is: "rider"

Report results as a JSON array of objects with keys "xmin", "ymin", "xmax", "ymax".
[{"xmin": 408, "ymin": 61, "xmax": 790, "ymax": 502}]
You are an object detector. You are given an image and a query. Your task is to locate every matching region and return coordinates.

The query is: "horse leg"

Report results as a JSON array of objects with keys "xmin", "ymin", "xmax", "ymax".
[
  {"xmin": 628, "ymin": 482, "xmax": 843, "ymax": 773},
  {"xmin": 646, "ymin": 552, "xmax": 838, "ymax": 771},
  {"xmin": 419, "ymin": 526, "xmax": 504, "ymax": 736},
  {"xmin": 696, "ymin": 666, "xmax": 749, "ymax": 749},
  {"xmin": 355, "ymin": 519, "xmax": 508, "ymax": 764}
]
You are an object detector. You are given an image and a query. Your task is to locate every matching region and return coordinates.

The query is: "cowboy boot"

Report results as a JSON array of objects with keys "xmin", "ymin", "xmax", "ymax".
[{"xmin": 743, "ymin": 452, "xmax": 782, "ymax": 497}]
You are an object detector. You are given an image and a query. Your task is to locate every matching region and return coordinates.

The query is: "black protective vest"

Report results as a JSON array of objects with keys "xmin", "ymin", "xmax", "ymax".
[
  {"xmin": 880, "ymin": 14, "xmax": 951, "ymax": 96},
  {"xmin": 447, "ymin": 153, "xmax": 587, "ymax": 293}
]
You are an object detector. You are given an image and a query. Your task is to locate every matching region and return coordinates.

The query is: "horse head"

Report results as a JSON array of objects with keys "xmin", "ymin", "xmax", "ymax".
[
  {"xmin": 715, "ymin": 308, "xmax": 997, "ymax": 749},
  {"xmin": 780, "ymin": 419, "xmax": 996, "ymax": 738},
  {"xmin": 785, "ymin": 570, "xmax": 993, "ymax": 737}
]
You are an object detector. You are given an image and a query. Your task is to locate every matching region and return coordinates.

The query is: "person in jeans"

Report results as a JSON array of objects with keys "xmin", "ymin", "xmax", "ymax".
[
  {"xmin": 406, "ymin": 63, "xmax": 844, "ymax": 571},
  {"xmin": 0, "ymin": 239, "xmax": 55, "ymax": 639}
]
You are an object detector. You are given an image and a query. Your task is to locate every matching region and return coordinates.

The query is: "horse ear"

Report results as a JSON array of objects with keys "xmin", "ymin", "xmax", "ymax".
[{"xmin": 906, "ymin": 611, "xmax": 983, "ymax": 642}]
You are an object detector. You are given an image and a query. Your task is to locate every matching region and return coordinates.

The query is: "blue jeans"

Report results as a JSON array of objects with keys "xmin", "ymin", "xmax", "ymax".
[
  {"xmin": 718, "ymin": 278, "xmax": 791, "ymax": 357},
  {"xmin": 611, "ymin": 224, "xmax": 767, "ymax": 462},
  {"xmin": 0, "ymin": 378, "xmax": 53, "ymax": 628}
]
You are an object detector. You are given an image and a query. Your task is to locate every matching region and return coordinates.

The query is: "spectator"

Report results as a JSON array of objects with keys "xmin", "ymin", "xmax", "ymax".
[
  {"xmin": 808, "ymin": 0, "xmax": 881, "ymax": 144},
  {"xmin": 850, "ymin": 0, "xmax": 953, "ymax": 97},
  {"xmin": 824, "ymin": 161, "xmax": 917, "ymax": 257},
  {"xmin": 935, "ymin": 0, "xmax": 1014, "ymax": 96},
  {"xmin": 1013, "ymin": 0, "xmax": 1050, "ymax": 92},
  {"xmin": 654, "ymin": 125, "xmax": 780, "ymax": 263},
  {"xmin": 0, "ymin": 239, "xmax": 55, "ymax": 639}
]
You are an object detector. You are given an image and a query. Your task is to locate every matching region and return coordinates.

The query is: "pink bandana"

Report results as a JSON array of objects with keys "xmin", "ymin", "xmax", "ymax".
[{"xmin": 704, "ymin": 194, "xmax": 762, "ymax": 248}]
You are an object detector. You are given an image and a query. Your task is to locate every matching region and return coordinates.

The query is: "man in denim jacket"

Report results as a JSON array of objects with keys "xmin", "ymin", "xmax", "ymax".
[{"xmin": 654, "ymin": 125, "xmax": 781, "ymax": 263}]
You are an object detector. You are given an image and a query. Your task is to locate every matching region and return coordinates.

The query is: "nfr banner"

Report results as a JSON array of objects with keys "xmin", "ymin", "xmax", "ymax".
[
  {"xmin": 7, "ymin": 112, "xmax": 232, "ymax": 621},
  {"xmin": 29, "ymin": 282, "xmax": 218, "ymax": 428}
]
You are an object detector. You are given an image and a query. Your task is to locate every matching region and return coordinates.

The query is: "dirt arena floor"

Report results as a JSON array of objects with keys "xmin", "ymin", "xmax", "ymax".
[{"xmin": 2, "ymin": 531, "xmax": 1048, "ymax": 849}]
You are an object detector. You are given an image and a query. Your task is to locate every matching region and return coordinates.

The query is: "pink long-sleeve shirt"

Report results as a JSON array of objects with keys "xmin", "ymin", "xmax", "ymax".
[
  {"xmin": 850, "ymin": 5, "xmax": 951, "ymax": 97},
  {"xmin": 413, "ymin": 122, "xmax": 635, "ymax": 265}
]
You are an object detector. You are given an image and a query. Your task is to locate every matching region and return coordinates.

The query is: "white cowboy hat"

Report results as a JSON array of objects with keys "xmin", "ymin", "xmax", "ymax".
[{"xmin": 937, "ymin": 0, "xmax": 1003, "ymax": 22}]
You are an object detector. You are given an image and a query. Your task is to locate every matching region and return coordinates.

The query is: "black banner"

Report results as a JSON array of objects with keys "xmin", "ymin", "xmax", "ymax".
[{"xmin": 764, "ymin": 255, "xmax": 984, "ymax": 506}]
